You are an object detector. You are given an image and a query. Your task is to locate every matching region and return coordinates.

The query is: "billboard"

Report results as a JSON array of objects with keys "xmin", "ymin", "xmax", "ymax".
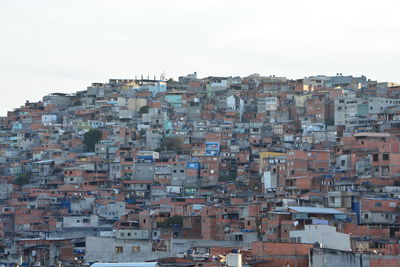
[
  {"xmin": 186, "ymin": 162, "xmax": 201, "ymax": 169},
  {"xmin": 205, "ymin": 142, "xmax": 220, "ymax": 156}
]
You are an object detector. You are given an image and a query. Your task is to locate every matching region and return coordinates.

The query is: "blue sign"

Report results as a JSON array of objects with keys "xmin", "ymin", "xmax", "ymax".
[
  {"xmin": 186, "ymin": 162, "xmax": 200, "ymax": 169},
  {"xmin": 205, "ymin": 142, "xmax": 220, "ymax": 156}
]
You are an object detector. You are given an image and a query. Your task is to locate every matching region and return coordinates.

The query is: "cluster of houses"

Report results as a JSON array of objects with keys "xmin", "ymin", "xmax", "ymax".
[{"xmin": 1, "ymin": 72, "xmax": 400, "ymax": 266}]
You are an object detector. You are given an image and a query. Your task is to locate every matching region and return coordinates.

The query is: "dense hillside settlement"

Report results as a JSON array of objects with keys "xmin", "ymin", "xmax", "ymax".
[{"xmin": 1, "ymin": 73, "xmax": 400, "ymax": 266}]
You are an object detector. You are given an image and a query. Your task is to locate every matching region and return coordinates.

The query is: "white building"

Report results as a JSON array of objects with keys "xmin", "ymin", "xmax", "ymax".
[
  {"xmin": 85, "ymin": 236, "xmax": 175, "ymax": 263},
  {"xmin": 334, "ymin": 97, "xmax": 363, "ymax": 126},
  {"xmin": 290, "ymin": 224, "xmax": 351, "ymax": 251},
  {"xmin": 41, "ymin": 114, "xmax": 58, "ymax": 126},
  {"xmin": 95, "ymin": 201, "xmax": 126, "ymax": 220},
  {"xmin": 62, "ymin": 215, "xmax": 99, "ymax": 228},
  {"xmin": 265, "ymin": 97, "xmax": 278, "ymax": 111},
  {"xmin": 368, "ymin": 97, "xmax": 400, "ymax": 114}
]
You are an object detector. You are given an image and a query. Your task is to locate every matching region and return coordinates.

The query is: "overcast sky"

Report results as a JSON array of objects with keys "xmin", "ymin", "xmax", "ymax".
[{"xmin": 1, "ymin": 0, "xmax": 399, "ymax": 115}]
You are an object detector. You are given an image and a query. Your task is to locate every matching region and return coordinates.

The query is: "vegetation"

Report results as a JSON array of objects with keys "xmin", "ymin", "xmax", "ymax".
[
  {"xmin": 219, "ymin": 173, "xmax": 237, "ymax": 182},
  {"xmin": 155, "ymin": 136, "xmax": 184, "ymax": 152},
  {"xmin": 14, "ymin": 172, "xmax": 31, "ymax": 186},
  {"xmin": 156, "ymin": 215, "xmax": 183, "ymax": 228},
  {"xmin": 83, "ymin": 129, "xmax": 102, "ymax": 152},
  {"xmin": 52, "ymin": 167, "xmax": 63, "ymax": 175},
  {"xmin": 106, "ymin": 115, "xmax": 114, "ymax": 122},
  {"xmin": 138, "ymin": 105, "xmax": 149, "ymax": 114}
]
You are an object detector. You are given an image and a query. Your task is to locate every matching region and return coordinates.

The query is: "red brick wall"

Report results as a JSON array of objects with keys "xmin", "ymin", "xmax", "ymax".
[
  {"xmin": 252, "ymin": 241, "xmax": 311, "ymax": 267},
  {"xmin": 370, "ymin": 257, "xmax": 400, "ymax": 267},
  {"xmin": 252, "ymin": 241, "xmax": 312, "ymax": 256}
]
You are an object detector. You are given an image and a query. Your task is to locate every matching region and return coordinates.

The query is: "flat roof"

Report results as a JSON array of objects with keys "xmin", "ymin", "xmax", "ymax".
[{"xmin": 288, "ymin": 206, "xmax": 343, "ymax": 214}]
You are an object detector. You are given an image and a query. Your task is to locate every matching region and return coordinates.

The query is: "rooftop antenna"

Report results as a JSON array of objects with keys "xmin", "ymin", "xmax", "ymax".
[{"xmin": 161, "ymin": 71, "xmax": 166, "ymax": 81}]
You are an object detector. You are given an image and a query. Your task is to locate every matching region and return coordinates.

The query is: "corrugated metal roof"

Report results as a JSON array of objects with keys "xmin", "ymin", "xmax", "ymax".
[{"xmin": 288, "ymin": 206, "xmax": 343, "ymax": 214}]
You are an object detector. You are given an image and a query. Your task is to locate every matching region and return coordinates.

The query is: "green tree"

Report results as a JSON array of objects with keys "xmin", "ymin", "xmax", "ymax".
[
  {"xmin": 139, "ymin": 105, "xmax": 149, "ymax": 114},
  {"xmin": 106, "ymin": 115, "xmax": 114, "ymax": 122},
  {"xmin": 157, "ymin": 215, "xmax": 183, "ymax": 228},
  {"xmin": 219, "ymin": 173, "xmax": 237, "ymax": 182},
  {"xmin": 83, "ymin": 129, "xmax": 102, "ymax": 152},
  {"xmin": 156, "ymin": 136, "xmax": 184, "ymax": 152},
  {"xmin": 15, "ymin": 172, "xmax": 31, "ymax": 186}
]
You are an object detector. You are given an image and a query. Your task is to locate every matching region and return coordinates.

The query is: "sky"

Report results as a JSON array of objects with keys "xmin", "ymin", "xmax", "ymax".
[{"xmin": 1, "ymin": 0, "xmax": 400, "ymax": 116}]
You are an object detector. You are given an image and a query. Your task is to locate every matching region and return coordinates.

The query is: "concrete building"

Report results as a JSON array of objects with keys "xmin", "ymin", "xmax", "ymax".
[
  {"xmin": 85, "ymin": 236, "xmax": 171, "ymax": 263},
  {"xmin": 290, "ymin": 224, "xmax": 351, "ymax": 251},
  {"xmin": 368, "ymin": 97, "xmax": 400, "ymax": 114},
  {"xmin": 334, "ymin": 97, "xmax": 363, "ymax": 126}
]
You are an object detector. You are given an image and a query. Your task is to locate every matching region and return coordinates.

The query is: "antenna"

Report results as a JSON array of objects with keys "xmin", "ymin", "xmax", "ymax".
[{"xmin": 160, "ymin": 71, "xmax": 166, "ymax": 81}]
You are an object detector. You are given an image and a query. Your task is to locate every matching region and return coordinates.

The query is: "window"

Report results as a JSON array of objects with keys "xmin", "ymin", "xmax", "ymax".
[
  {"xmin": 375, "ymin": 202, "xmax": 382, "ymax": 207},
  {"xmin": 132, "ymin": 246, "xmax": 140, "ymax": 253},
  {"xmin": 382, "ymin": 166, "xmax": 389, "ymax": 176},
  {"xmin": 374, "ymin": 167, "xmax": 379, "ymax": 175},
  {"xmin": 115, "ymin": 246, "xmax": 123, "ymax": 253},
  {"xmin": 235, "ymin": 235, "xmax": 243, "ymax": 241},
  {"xmin": 373, "ymin": 154, "xmax": 379, "ymax": 161},
  {"xmin": 383, "ymin": 154, "xmax": 389, "ymax": 161},
  {"xmin": 364, "ymin": 214, "xmax": 369, "ymax": 219}
]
